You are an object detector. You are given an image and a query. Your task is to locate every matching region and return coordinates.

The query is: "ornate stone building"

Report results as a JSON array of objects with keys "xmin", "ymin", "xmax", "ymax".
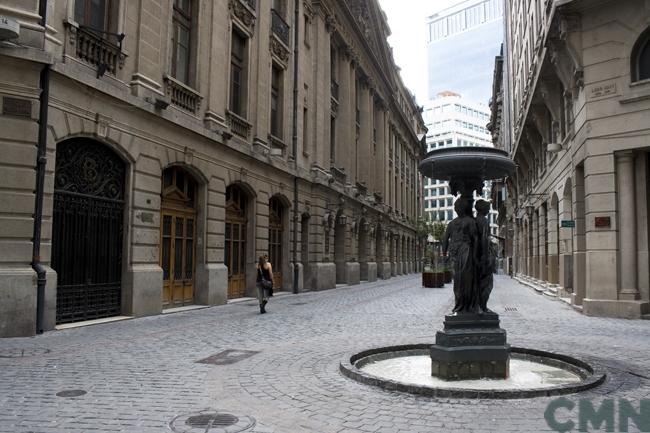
[
  {"xmin": 0, "ymin": 0, "xmax": 426, "ymax": 337},
  {"xmin": 492, "ymin": 0, "xmax": 650, "ymax": 318}
]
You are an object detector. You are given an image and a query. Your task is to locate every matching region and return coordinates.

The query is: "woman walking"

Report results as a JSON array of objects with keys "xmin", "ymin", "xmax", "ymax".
[{"xmin": 256, "ymin": 255, "xmax": 273, "ymax": 314}]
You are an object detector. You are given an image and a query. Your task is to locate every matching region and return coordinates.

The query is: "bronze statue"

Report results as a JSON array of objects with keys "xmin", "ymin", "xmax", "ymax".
[
  {"xmin": 475, "ymin": 199, "xmax": 496, "ymax": 314},
  {"xmin": 442, "ymin": 197, "xmax": 480, "ymax": 314}
]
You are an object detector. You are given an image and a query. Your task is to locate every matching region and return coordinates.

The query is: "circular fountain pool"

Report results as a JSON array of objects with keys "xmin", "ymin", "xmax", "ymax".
[{"xmin": 341, "ymin": 345, "xmax": 605, "ymax": 399}]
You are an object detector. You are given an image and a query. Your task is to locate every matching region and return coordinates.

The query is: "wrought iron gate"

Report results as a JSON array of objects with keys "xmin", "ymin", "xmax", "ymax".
[{"xmin": 52, "ymin": 139, "xmax": 125, "ymax": 324}]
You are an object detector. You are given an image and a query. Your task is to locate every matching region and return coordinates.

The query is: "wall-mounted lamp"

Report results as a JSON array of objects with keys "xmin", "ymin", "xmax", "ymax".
[{"xmin": 546, "ymin": 142, "xmax": 566, "ymax": 153}]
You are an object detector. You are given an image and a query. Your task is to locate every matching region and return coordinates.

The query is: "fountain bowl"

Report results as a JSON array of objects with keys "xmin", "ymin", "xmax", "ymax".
[
  {"xmin": 340, "ymin": 344, "xmax": 605, "ymax": 399},
  {"xmin": 418, "ymin": 147, "xmax": 516, "ymax": 181}
]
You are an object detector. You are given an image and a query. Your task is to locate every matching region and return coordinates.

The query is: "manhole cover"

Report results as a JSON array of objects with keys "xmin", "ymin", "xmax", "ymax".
[
  {"xmin": 0, "ymin": 348, "xmax": 50, "ymax": 358},
  {"xmin": 170, "ymin": 410, "xmax": 255, "ymax": 433},
  {"xmin": 56, "ymin": 389, "xmax": 87, "ymax": 398},
  {"xmin": 186, "ymin": 414, "xmax": 239, "ymax": 428}
]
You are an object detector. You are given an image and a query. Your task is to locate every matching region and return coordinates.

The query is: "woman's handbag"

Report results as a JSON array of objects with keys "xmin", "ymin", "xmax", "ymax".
[{"xmin": 258, "ymin": 268, "xmax": 273, "ymax": 293}]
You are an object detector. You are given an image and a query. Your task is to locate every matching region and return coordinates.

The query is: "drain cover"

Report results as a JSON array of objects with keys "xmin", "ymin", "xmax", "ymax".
[
  {"xmin": 170, "ymin": 410, "xmax": 255, "ymax": 433},
  {"xmin": 196, "ymin": 349, "xmax": 259, "ymax": 365},
  {"xmin": 56, "ymin": 389, "xmax": 87, "ymax": 398},
  {"xmin": 504, "ymin": 307, "xmax": 518, "ymax": 312}
]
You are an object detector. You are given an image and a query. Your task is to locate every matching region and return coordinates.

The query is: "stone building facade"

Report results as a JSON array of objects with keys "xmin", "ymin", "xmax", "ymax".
[
  {"xmin": 0, "ymin": 0, "xmax": 426, "ymax": 337},
  {"xmin": 493, "ymin": 0, "xmax": 650, "ymax": 318}
]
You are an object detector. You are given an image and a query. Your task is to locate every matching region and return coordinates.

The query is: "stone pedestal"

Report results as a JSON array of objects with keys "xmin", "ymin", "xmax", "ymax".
[{"xmin": 430, "ymin": 313, "xmax": 510, "ymax": 380}]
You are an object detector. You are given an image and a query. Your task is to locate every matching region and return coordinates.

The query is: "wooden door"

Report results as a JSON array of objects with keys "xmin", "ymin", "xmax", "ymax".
[
  {"xmin": 226, "ymin": 185, "xmax": 248, "ymax": 298},
  {"xmin": 161, "ymin": 212, "xmax": 195, "ymax": 308},
  {"xmin": 160, "ymin": 166, "xmax": 197, "ymax": 308}
]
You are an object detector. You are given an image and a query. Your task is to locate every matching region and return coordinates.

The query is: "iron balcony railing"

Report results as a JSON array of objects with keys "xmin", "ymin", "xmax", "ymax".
[
  {"xmin": 242, "ymin": 0, "xmax": 256, "ymax": 10},
  {"xmin": 331, "ymin": 80, "xmax": 339, "ymax": 101},
  {"xmin": 271, "ymin": 9, "xmax": 290, "ymax": 46}
]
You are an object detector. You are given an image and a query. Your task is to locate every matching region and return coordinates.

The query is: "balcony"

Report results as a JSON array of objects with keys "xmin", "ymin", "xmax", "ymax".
[
  {"xmin": 164, "ymin": 75, "xmax": 202, "ymax": 115},
  {"xmin": 226, "ymin": 110, "xmax": 252, "ymax": 139},
  {"xmin": 268, "ymin": 134, "xmax": 286, "ymax": 156},
  {"xmin": 331, "ymin": 80, "xmax": 339, "ymax": 101},
  {"xmin": 271, "ymin": 9, "xmax": 290, "ymax": 46},
  {"xmin": 73, "ymin": 25, "xmax": 126, "ymax": 77},
  {"xmin": 241, "ymin": 0, "xmax": 256, "ymax": 9},
  {"xmin": 330, "ymin": 166, "xmax": 346, "ymax": 184}
]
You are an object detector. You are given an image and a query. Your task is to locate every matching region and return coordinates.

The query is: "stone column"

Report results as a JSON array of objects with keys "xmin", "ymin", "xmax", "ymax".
[
  {"xmin": 547, "ymin": 202, "xmax": 560, "ymax": 284},
  {"xmin": 357, "ymin": 81, "xmax": 371, "ymax": 187},
  {"xmin": 532, "ymin": 209, "xmax": 539, "ymax": 280},
  {"xmin": 348, "ymin": 63, "xmax": 358, "ymax": 183},
  {"xmin": 539, "ymin": 205, "xmax": 547, "ymax": 282},
  {"xmin": 375, "ymin": 105, "xmax": 386, "ymax": 199},
  {"xmin": 617, "ymin": 152, "xmax": 640, "ymax": 300},
  {"xmin": 573, "ymin": 165, "xmax": 587, "ymax": 305},
  {"xmin": 336, "ymin": 53, "xmax": 351, "ymax": 172}
]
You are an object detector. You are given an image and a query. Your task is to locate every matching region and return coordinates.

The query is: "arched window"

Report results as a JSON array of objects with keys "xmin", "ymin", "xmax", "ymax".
[{"xmin": 632, "ymin": 27, "xmax": 650, "ymax": 82}]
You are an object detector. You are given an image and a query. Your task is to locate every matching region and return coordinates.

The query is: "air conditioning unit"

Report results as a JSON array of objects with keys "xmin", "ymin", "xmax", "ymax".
[{"xmin": 0, "ymin": 16, "xmax": 20, "ymax": 41}]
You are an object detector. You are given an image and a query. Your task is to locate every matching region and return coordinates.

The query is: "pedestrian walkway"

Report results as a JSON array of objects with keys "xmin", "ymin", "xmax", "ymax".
[{"xmin": 0, "ymin": 276, "xmax": 649, "ymax": 432}]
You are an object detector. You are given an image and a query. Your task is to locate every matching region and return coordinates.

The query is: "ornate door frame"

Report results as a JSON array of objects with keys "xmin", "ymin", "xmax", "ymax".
[
  {"xmin": 52, "ymin": 138, "xmax": 126, "ymax": 324},
  {"xmin": 160, "ymin": 166, "xmax": 197, "ymax": 308}
]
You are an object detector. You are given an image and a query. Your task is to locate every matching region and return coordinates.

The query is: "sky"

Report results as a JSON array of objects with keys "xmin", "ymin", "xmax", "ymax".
[{"xmin": 377, "ymin": 0, "xmax": 466, "ymax": 105}]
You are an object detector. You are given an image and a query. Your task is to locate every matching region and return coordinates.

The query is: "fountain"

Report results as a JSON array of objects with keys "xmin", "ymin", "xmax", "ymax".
[{"xmin": 340, "ymin": 147, "xmax": 606, "ymax": 398}]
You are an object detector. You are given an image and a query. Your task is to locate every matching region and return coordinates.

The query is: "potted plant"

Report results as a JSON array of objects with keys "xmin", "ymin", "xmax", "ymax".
[{"xmin": 422, "ymin": 265, "xmax": 436, "ymax": 288}]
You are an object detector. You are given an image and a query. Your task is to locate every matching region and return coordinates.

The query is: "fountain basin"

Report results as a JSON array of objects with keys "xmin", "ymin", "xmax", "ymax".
[
  {"xmin": 418, "ymin": 147, "xmax": 516, "ymax": 181},
  {"xmin": 340, "ymin": 345, "xmax": 605, "ymax": 399}
]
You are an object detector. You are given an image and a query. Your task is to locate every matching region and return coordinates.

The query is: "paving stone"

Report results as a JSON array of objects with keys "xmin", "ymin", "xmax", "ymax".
[{"xmin": 0, "ymin": 276, "xmax": 649, "ymax": 432}]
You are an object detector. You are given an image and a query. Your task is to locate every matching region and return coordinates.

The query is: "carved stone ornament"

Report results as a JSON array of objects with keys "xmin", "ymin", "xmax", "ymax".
[
  {"xmin": 270, "ymin": 37, "xmax": 290, "ymax": 65},
  {"xmin": 229, "ymin": 0, "xmax": 256, "ymax": 31}
]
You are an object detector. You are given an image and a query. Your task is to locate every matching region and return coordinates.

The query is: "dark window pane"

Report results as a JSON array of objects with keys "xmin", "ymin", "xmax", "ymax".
[
  {"xmin": 185, "ymin": 240, "xmax": 193, "ymax": 279},
  {"xmin": 162, "ymin": 237, "xmax": 171, "ymax": 280},
  {"xmin": 233, "ymin": 241, "xmax": 240, "ymax": 274},
  {"xmin": 163, "ymin": 169, "xmax": 173, "ymax": 189},
  {"xmin": 163, "ymin": 215, "xmax": 172, "ymax": 236},
  {"xmin": 89, "ymin": 0, "xmax": 106, "ymax": 30},
  {"xmin": 639, "ymin": 40, "xmax": 650, "ymax": 81},
  {"xmin": 174, "ymin": 238, "xmax": 183, "ymax": 279}
]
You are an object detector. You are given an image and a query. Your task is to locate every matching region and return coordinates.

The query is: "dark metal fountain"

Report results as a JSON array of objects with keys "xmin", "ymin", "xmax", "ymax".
[
  {"xmin": 339, "ymin": 146, "xmax": 606, "ymax": 399},
  {"xmin": 418, "ymin": 147, "xmax": 515, "ymax": 380}
]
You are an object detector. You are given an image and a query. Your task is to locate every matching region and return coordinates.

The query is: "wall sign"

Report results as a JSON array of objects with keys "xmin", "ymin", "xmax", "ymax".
[
  {"xmin": 2, "ymin": 97, "xmax": 31, "ymax": 117},
  {"xmin": 594, "ymin": 216, "xmax": 611, "ymax": 228},
  {"xmin": 561, "ymin": 220, "xmax": 575, "ymax": 228},
  {"xmin": 589, "ymin": 82, "xmax": 617, "ymax": 99}
]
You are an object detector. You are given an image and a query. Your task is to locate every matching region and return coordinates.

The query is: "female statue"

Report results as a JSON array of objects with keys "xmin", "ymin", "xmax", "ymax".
[{"xmin": 442, "ymin": 197, "xmax": 480, "ymax": 314}]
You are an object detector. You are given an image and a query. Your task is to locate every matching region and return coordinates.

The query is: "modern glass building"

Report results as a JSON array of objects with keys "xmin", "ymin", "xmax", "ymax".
[
  {"xmin": 423, "ymin": 92, "xmax": 498, "ymax": 235},
  {"xmin": 426, "ymin": 0, "xmax": 504, "ymax": 104}
]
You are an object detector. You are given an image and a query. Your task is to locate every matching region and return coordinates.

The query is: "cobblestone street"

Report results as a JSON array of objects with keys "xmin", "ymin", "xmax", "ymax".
[{"xmin": 1, "ymin": 275, "xmax": 649, "ymax": 433}]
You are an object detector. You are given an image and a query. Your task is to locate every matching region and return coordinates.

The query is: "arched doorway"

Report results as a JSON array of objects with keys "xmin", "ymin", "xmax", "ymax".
[
  {"xmin": 160, "ymin": 166, "xmax": 197, "ymax": 308},
  {"xmin": 52, "ymin": 138, "xmax": 126, "ymax": 324},
  {"xmin": 225, "ymin": 184, "xmax": 249, "ymax": 298},
  {"xmin": 268, "ymin": 196, "xmax": 285, "ymax": 289}
]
